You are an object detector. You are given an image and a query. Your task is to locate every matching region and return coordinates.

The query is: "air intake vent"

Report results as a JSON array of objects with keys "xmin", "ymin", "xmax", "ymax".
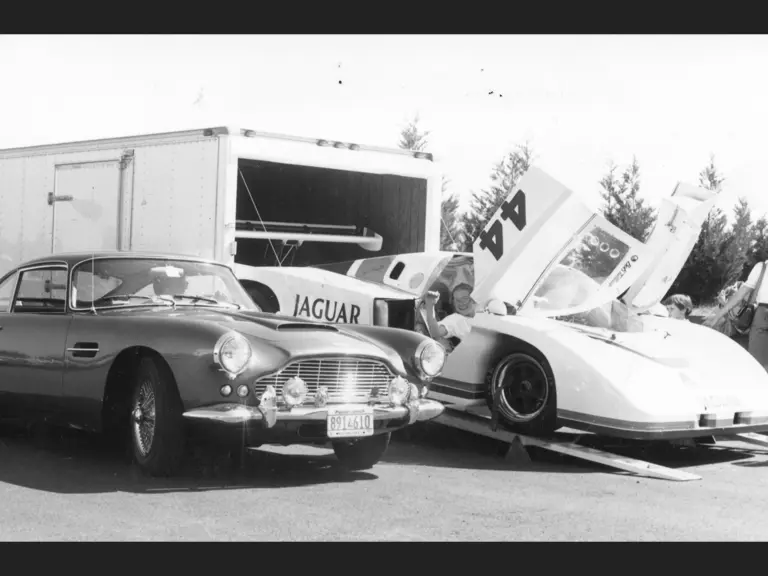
[{"xmin": 276, "ymin": 323, "xmax": 339, "ymax": 332}]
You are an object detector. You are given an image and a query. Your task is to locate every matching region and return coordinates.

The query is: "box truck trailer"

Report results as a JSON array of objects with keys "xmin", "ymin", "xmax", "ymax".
[{"xmin": 0, "ymin": 126, "xmax": 442, "ymax": 324}]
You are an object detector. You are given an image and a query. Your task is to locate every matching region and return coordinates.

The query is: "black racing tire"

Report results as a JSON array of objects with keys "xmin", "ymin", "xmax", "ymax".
[
  {"xmin": 129, "ymin": 356, "xmax": 187, "ymax": 477},
  {"xmin": 332, "ymin": 432, "xmax": 391, "ymax": 471},
  {"xmin": 485, "ymin": 348, "xmax": 559, "ymax": 437}
]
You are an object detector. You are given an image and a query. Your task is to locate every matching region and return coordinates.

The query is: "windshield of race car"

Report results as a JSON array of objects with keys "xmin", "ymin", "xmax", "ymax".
[
  {"xmin": 70, "ymin": 258, "xmax": 257, "ymax": 310},
  {"xmin": 527, "ymin": 225, "xmax": 631, "ymax": 314}
]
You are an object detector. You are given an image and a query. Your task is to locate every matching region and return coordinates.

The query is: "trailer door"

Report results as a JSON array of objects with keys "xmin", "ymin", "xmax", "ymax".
[{"xmin": 50, "ymin": 160, "xmax": 123, "ymax": 254}]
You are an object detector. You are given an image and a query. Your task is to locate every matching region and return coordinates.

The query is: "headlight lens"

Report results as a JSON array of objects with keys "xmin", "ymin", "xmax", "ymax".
[
  {"xmin": 282, "ymin": 377, "xmax": 308, "ymax": 407},
  {"xmin": 215, "ymin": 332, "xmax": 252, "ymax": 375},
  {"xmin": 415, "ymin": 340, "xmax": 446, "ymax": 378},
  {"xmin": 388, "ymin": 376, "xmax": 411, "ymax": 406}
]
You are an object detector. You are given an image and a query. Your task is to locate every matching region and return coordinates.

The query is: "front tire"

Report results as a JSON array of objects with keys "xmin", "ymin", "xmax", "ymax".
[
  {"xmin": 129, "ymin": 356, "xmax": 187, "ymax": 477},
  {"xmin": 332, "ymin": 433, "xmax": 391, "ymax": 470},
  {"xmin": 485, "ymin": 350, "xmax": 558, "ymax": 436}
]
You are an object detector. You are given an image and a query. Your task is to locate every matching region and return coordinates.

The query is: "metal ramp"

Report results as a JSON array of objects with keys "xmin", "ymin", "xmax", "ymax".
[{"xmin": 434, "ymin": 409, "xmax": 703, "ymax": 482}]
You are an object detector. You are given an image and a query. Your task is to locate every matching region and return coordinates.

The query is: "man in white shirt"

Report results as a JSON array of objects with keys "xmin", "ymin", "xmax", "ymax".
[
  {"xmin": 705, "ymin": 260, "xmax": 768, "ymax": 369},
  {"xmin": 422, "ymin": 283, "xmax": 476, "ymax": 351}
]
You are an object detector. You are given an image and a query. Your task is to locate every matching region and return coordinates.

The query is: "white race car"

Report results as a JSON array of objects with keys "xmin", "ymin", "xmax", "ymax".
[{"xmin": 236, "ymin": 167, "xmax": 768, "ymax": 440}]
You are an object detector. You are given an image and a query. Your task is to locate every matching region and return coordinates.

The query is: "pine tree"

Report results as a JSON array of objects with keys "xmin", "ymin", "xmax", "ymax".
[{"xmin": 598, "ymin": 157, "xmax": 657, "ymax": 243}]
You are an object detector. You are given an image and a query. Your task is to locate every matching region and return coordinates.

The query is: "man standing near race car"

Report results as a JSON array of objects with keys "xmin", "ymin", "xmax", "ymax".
[{"xmin": 706, "ymin": 259, "xmax": 768, "ymax": 369}]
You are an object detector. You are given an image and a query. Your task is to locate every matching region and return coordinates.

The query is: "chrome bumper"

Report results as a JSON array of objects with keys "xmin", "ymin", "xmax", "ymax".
[{"xmin": 182, "ymin": 399, "xmax": 445, "ymax": 428}]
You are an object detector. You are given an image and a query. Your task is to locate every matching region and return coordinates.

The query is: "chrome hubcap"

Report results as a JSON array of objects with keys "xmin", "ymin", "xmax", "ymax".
[{"xmin": 132, "ymin": 381, "xmax": 156, "ymax": 456}]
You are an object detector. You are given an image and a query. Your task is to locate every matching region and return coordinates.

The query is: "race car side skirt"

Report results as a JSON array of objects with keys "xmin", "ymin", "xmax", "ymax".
[{"xmin": 558, "ymin": 408, "xmax": 768, "ymax": 441}]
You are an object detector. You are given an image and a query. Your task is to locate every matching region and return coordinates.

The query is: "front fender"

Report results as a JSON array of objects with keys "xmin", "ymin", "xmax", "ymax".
[{"xmin": 339, "ymin": 324, "xmax": 440, "ymax": 383}]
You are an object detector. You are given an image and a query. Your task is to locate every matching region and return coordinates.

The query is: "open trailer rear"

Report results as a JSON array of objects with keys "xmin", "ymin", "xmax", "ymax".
[{"xmin": 0, "ymin": 126, "xmax": 442, "ymax": 281}]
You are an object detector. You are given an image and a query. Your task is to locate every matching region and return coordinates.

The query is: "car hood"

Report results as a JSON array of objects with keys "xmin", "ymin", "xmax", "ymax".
[
  {"xmin": 101, "ymin": 306, "xmax": 404, "ymax": 368},
  {"xmin": 560, "ymin": 318, "xmax": 768, "ymax": 395}
]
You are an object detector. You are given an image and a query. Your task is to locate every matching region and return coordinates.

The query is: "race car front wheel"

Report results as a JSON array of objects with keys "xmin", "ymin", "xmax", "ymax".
[
  {"xmin": 129, "ymin": 356, "xmax": 187, "ymax": 477},
  {"xmin": 485, "ymin": 350, "xmax": 558, "ymax": 436},
  {"xmin": 332, "ymin": 432, "xmax": 391, "ymax": 471}
]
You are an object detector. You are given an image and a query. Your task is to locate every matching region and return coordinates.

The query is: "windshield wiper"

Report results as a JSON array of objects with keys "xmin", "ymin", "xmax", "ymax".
[{"xmin": 170, "ymin": 294, "xmax": 241, "ymax": 309}]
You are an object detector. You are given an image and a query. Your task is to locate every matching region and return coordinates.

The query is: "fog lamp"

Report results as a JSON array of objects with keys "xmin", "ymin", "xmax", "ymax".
[
  {"xmin": 237, "ymin": 385, "xmax": 249, "ymax": 398},
  {"xmin": 282, "ymin": 377, "xmax": 308, "ymax": 407},
  {"xmin": 388, "ymin": 376, "xmax": 411, "ymax": 406},
  {"xmin": 220, "ymin": 385, "xmax": 232, "ymax": 397}
]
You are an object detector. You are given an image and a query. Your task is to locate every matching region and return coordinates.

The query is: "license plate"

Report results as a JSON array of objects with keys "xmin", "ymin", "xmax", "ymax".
[{"xmin": 327, "ymin": 406, "xmax": 375, "ymax": 438}]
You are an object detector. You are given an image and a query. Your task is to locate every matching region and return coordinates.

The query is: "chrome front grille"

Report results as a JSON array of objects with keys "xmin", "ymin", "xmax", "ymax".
[{"xmin": 254, "ymin": 357, "xmax": 395, "ymax": 403}]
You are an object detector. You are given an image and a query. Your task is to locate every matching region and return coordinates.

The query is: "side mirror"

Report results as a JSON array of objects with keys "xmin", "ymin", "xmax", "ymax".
[{"xmin": 485, "ymin": 299, "xmax": 507, "ymax": 316}]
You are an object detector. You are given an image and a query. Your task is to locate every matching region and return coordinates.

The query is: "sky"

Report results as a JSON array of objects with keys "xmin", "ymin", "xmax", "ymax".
[{"xmin": 1, "ymin": 34, "xmax": 767, "ymax": 219}]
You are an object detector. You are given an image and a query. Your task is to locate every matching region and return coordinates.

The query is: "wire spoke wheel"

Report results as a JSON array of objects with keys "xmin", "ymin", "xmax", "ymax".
[{"xmin": 132, "ymin": 379, "xmax": 157, "ymax": 457}]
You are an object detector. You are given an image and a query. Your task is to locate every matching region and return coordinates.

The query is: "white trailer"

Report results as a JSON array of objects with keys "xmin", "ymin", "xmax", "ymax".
[{"xmin": 0, "ymin": 126, "xmax": 442, "ymax": 281}]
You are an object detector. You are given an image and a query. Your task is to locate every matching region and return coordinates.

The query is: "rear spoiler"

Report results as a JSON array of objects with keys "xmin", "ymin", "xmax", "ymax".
[{"xmin": 234, "ymin": 220, "xmax": 383, "ymax": 251}]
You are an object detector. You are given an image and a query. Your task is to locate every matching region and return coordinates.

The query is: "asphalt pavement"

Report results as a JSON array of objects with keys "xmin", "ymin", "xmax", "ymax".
[{"xmin": 2, "ymin": 420, "xmax": 768, "ymax": 541}]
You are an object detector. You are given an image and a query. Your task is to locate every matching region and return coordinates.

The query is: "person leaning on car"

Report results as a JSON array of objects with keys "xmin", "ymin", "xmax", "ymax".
[
  {"xmin": 706, "ymin": 259, "xmax": 768, "ymax": 369},
  {"xmin": 422, "ymin": 283, "xmax": 477, "ymax": 352}
]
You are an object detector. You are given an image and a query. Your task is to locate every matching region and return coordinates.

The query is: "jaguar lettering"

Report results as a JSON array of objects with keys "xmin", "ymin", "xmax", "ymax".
[{"xmin": 292, "ymin": 294, "xmax": 361, "ymax": 324}]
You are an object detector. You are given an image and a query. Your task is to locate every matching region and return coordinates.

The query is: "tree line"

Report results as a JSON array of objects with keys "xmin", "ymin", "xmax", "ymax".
[{"xmin": 398, "ymin": 116, "xmax": 767, "ymax": 305}]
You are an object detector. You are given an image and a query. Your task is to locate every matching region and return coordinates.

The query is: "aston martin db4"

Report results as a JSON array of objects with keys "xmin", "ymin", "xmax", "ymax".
[{"xmin": 0, "ymin": 252, "xmax": 446, "ymax": 476}]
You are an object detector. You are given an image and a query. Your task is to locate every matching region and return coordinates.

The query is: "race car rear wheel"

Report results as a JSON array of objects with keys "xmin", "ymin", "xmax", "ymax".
[
  {"xmin": 485, "ymin": 350, "xmax": 558, "ymax": 436},
  {"xmin": 332, "ymin": 432, "xmax": 391, "ymax": 471},
  {"xmin": 129, "ymin": 356, "xmax": 187, "ymax": 477}
]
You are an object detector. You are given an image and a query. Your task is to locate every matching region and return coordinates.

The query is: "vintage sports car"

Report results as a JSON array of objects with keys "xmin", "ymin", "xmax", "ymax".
[
  {"xmin": 0, "ymin": 252, "xmax": 446, "ymax": 476},
  {"xmin": 237, "ymin": 167, "xmax": 768, "ymax": 441}
]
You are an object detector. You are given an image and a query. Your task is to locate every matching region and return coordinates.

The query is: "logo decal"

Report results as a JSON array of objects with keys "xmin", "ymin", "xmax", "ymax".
[{"xmin": 292, "ymin": 294, "xmax": 361, "ymax": 324}]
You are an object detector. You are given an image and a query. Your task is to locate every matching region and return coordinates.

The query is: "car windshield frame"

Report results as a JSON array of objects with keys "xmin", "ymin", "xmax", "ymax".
[
  {"xmin": 516, "ymin": 219, "xmax": 642, "ymax": 318},
  {"xmin": 69, "ymin": 256, "xmax": 258, "ymax": 312}
]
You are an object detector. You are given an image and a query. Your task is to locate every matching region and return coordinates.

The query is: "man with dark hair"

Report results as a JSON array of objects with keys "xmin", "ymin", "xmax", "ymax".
[{"xmin": 662, "ymin": 294, "xmax": 693, "ymax": 320}]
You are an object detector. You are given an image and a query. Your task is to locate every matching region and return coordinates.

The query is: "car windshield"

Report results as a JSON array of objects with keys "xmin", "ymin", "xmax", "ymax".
[
  {"xmin": 526, "ymin": 224, "xmax": 631, "ymax": 315},
  {"xmin": 71, "ymin": 257, "xmax": 257, "ymax": 311}
]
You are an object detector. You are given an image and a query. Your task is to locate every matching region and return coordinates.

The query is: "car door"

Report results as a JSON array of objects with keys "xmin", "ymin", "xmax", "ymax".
[{"xmin": 0, "ymin": 264, "xmax": 72, "ymax": 416}]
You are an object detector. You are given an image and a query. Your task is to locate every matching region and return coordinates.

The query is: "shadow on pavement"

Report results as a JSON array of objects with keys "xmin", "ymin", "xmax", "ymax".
[
  {"xmin": 0, "ymin": 421, "xmax": 375, "ymax": 495},
  {"xmin": 387, "ymin": 422, "xmax": 761, "ymax": 475}
]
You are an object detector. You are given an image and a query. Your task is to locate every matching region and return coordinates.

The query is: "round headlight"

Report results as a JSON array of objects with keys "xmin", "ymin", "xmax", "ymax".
[
  {"xmin": 388, "ymin": 376, "xmax": 411, "ymax": 406},
  {"xmin": 282, "ymin": 377, "xmax": 308, "ymax": 407},
  {"xmin": 415, "ymin": 340, "xmax": 446, "ymax": 378},
  {"xmin": 215, "ymin": 332, "xmax": 252, "ymax": 375}
]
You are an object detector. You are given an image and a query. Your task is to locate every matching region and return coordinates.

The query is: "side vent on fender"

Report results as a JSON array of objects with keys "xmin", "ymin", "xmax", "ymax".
[{"xmin": 67, "ymin": 342, "xmax": 100, "ymax": 359}]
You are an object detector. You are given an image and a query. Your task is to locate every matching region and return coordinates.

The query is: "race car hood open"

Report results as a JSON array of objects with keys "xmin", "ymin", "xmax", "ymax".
[{"xmin": 469, "ymin": 167, "xmax": 717, "ymax": 318}]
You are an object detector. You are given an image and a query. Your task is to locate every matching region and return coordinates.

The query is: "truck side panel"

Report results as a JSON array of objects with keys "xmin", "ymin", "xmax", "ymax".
[
  {"xmin": 129, "ymin": 139, "xmax": 220, "ymax": 260},
  {"xmin": 0, "ymin": 135, "xmax": 222, "ymax": 278},
  {"xmin": 0, "ymin": 156, "xmax": 56, "ymax": 278}
]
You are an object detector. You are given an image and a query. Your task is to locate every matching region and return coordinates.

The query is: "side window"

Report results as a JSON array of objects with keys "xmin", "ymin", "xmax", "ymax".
[
  {"xmin": 0, "ymin": 272, "xmax": 18, "ymax": 313},
  {"xmin": 14, "ymin": 268, "xmax": 68, "ymax": 314}
]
